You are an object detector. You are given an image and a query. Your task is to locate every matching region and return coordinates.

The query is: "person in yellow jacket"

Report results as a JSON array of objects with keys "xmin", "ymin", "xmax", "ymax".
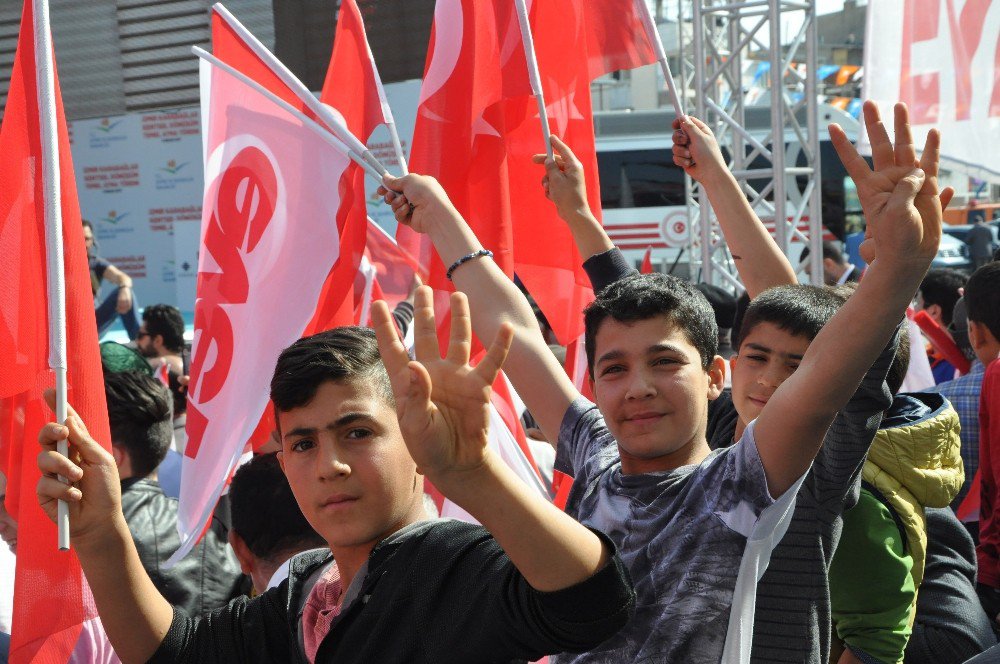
[{"xmin": 829, "ymin": 341, "xmax": 964, "ymax": 664}]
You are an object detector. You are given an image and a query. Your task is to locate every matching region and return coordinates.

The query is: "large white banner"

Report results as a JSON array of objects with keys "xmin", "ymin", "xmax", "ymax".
[{"xmin": 863, "ymin": 0, "xmax": 1000, "ymax": 179}]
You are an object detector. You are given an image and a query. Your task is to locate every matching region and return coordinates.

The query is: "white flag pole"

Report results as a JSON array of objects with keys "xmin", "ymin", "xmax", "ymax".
[
  {"xmin": 212, "ymin": 3, "xmax": 392, "ymax": 177},
  {"xmin": 192, "ymin": 47, "xmax": 384, "ymax": 184},
  {"xmin": 513, "ymin": 0, "xmax": 553, "ymax": 160},
  {"xmin": 33, "ymin": 0, "xmax": 70, "ymax": 551},
  {"xmin": 635, "ymin": 0, "xmax": 685, "ymax": 121}
]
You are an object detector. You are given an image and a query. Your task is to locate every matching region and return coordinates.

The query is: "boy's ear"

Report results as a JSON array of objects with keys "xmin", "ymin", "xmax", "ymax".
[
  {"xmin": 228, "ymin": 530, "xmax": 254, "ymax": 576},
  {"xmin": 707, "ymin": 355, "xmax": 726, "ymax": 400},
  {"xmin": 729, "ymin": 355, "xmax": 738, "ymax": 374},
  {"xmin": 924, "ymin": 303, "xmax": 944, "ymax": 326}
]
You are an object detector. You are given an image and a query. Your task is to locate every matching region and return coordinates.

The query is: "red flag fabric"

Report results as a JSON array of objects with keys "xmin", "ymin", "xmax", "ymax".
[
  {"xmin": 404, "ymin": 0, "xmax": 659, "ymax": 344},
  {"xmin": 640, "ymin": 246, "xmax": 654, "ymax": 274},
  {"xmin": 505, "ymin": 0, "xmax": 659, "ymax": 343},
  {"xmin": 0, "ymin": 2, "xmax": 112, "ymax": 661},
  {"xmin": 399, "ymin": 0, "xmax": 530, "ymax": 286},
  {"xmin": 320, "ymin": 0, "xmax": 387, "ymax": 147},
  {"xmin": 354, "ymin": 218, "xmax": 419, "ymax": 323}
]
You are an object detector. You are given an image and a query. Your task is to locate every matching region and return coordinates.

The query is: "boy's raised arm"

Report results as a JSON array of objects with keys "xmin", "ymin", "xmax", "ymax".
[
  {"xmin": 753, "ymin": 101, "xmax": 944, "ymax": 497},
  {"xmin": 372, "ymin": 291, "xmax": 613, "ymax": 591},
  {"xmin": 672, "ymin": 117, "xmax": 798, "ymax": 297},
  {"xmin": 35, "ymin": 395, "xmax": 174, "ymax": 664},
  {"xmin": 377, "ymin": 177, "xmax": 579, "ymax": 447},
  {"xmin": 535, "ymin": 125, "xmax": 796, "ymax": 299}
]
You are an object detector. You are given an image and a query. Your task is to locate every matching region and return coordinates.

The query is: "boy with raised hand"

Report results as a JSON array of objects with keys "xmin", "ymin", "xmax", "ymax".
[
  {"xmin": 537, "ymin": 104, "xmax": 953, "ymax": 663},
  {"xmin": 34, "ymin": 292, "xmax": 634, "ymax": 664},
  {"xmin": 378, "ymin": 101, "xmax": 942, "ymax": 662}
]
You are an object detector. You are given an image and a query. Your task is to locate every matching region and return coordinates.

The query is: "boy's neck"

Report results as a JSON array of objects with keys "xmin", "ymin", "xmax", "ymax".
[
  {"xmin": 619, "ymin": 438, "xmax": 711, "ymax": 475},
  {"xmin": 326, "ymin": 502, "xmax": 429, "ymax": 592}
]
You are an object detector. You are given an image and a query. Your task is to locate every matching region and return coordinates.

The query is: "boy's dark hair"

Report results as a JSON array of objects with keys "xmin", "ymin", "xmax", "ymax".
[
  {"xmin": 965, "ymin": 262, "xmax": 1000, "ymax": 341},
  {"xmin": 919, "ymin": 268, "xmax": 968, "ymax": 327},
  {"xmin": 230, "ymin": 453, "xmax": 325, "ymax": 561},
  {"xmin": 885, "ymin": 326, "xmax": 911, "ymax": 396},
  {"xmin": 271, "ymin": 326, "xmax": 393, "ymax": 413},
  {"xmin": 584, "ymin": 273, "xmax": 718, "ymax": 376},
  {"xmin": 82, "ymin": 219, "xmax": 93, "ymax": 231},
  {"xmin": 737, "ymin": 284, "xmax": 849, "ymax": 349},
  {"xmin": 104, "ymin": 371, "xmax": 173, "ymax": 478},
  {"xmin": 142, "ymin": 304, "xmax": 186, "ymax": 353},
  {"xmin": 800, "ymin": 240, "xmax": 847, "ymax": 265}
]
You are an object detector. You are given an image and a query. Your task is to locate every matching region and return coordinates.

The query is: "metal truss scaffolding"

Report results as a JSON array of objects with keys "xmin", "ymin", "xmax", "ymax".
[{"xmin": 679, "ymin": 0, "xmax": 824, "ymax": 289}]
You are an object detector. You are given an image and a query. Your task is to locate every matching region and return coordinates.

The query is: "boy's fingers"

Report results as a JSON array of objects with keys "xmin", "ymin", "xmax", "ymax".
[
  {"xmin": 398, "ymin": 362, "xmax": 434, "ymax": 437},
  {"xmin": 412, "ymin": 286, "xmax": 441, "ymax": 363},
  {"xmin": 446, "ymin": 292, "xmax": 473, "ymax": 366},
  {"xmin": 940, "ymin": 186, "xmax": 955, "ymax": 210},
  {"xmin": 531, "ymin": 154, "xmax": 547, "ymax": 164},
  {"xmin": 686, "ymin": 116, "xmax": 712, "ymax": 134},
  {"xmin": 42, "ymin": 388, "xmax": 82, "ymax": 426},
  {"xmin": 37, "ymin": 476, "xmax": 82, "ymax": 505},
  {"xmin": 372, "ymin": 300, "xmax": 410, "ymax": 380},
  {"xmin": 474, "ymin": 322, "xmax": 514, "ymax": 386},
  {"xmin": 829, "ymin": 123, "xmax": 872, "ymax": 184},
  {"xmin": 919, "ymin": 128, "xmax": 941, "ymax": 179},
  {"xmin": 381, "ymin": 172, "xmax": 404, "ymax": 193},
  {"xmin": 863, "ymin": 101, "xmax": 894, "ymax": 172},
  {"xmin": 38, "ymin": 422, "xmax": 69, "ymax": 452},
  {"xmin": 886, "ymin": 168, "xmax": 926, "ymax": 212},
  {"xmin": 550, "ymin": 136, "xmax": 582, "ymax": 170},
  {"xmin": 892, "ymin": 103, "xmax": 917, "ymax": 169},
  {"xmin": 38, "ymin": 449, "xmax": 83, "ymax": 481}
]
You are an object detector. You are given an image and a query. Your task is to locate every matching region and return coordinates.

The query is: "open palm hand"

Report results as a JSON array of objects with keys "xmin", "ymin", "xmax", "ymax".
[
  {"xmin": 372, "ymin": 287, "xmax": 513, "ymax": 478},
  {"xmin": 830, "ymin": 101, "xmax": 943, "ymax": 270}
]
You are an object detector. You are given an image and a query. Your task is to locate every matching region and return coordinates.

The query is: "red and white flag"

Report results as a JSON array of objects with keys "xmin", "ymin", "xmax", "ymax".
[
  {"xmin": 321, "ymin": 0, "xmax": 399, "ymax": 162},
  {"xmin": 403, "ymin": 0, "xmax": 659, "ymax": 344},
  {"xmin": 0, "ymin": 2, "xmax": 112, "ymax": 661},
  {"xmin": 506, "ymin": 0, "xmax": 659, "ymax": 343},
  {"xmin": 171, "ymin": 55, "xmax": 355, "ymax": 564}
]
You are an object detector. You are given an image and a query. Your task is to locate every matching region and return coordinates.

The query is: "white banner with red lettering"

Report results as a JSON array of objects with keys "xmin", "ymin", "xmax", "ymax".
[
  {"xmin": 168, "ymin": 59, "xmax": 350, "ymax": 564},
  {"xmin": 863, "ymin": 0, "xmax": 1000, "ymax": 178}
]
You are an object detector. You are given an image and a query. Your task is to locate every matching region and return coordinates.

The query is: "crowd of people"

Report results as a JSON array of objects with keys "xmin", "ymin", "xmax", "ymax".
[{"xmin": 2, "ymin": 99, "xmax": 999, "ymax": 664}]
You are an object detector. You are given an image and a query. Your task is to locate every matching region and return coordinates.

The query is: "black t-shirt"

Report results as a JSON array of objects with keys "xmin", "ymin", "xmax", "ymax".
[
  {"xmin": 707, "ymin": 389, "xmax": 739, "ymax": 450},
  {"xmin": 89, "ymin": 254, "xmax": 111, "ymax": 295}
]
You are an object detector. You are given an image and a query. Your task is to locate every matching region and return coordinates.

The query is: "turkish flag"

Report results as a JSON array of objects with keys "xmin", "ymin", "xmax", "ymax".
[
  {"xmin": 0, "ymin": 2, "xmax": 112, "ymax": 661},
  {"xmin": 320, "ymin": 0, "xmax": 388, "ymax": 147},
  {"xmin": 404, "ymin": 0, "xmax": 659, "ymax": 344}
]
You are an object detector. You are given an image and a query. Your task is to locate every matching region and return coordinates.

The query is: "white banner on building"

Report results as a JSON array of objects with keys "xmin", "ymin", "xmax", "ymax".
[
  {"xmin": 70, "ymin": 108, "xmax": 205, "ymax": 316},
  {"xmin": 862, "ymin": 0, "xmax": 1000, "ymax": 179}
]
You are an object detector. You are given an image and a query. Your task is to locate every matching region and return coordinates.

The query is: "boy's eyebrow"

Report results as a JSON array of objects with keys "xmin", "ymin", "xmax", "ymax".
[
  {"xmin": 282, "ymin": 412, "xmax": 375, "ymax": 440},
  {"xmin": 595, "ymin": 343, "xmax": 687, "ymax": 366},
  {"xmin": 744, "ymin": 342, "xmax": 804, "ymax": 361}
]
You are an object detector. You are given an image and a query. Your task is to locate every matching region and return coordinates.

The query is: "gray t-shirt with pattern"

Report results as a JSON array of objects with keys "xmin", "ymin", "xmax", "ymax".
[{"xmin": 552, "ymin": 398, "xmax": 776, "ymax": 664}]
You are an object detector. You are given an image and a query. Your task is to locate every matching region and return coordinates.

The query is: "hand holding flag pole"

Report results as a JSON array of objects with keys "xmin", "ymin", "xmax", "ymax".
[
  {"xmin": 513, "ymin": 0, "xmax": 554, "ymax": 160},
  {"xmin": 192, "ymin": 47, "xmax": 384, "ymax": 183},
  {"xmin": 33, "ymin": 0, "xmax": 71, "ymax": 551},
  {"xmin": 212, "ymin": 3, "xmax": 393, "ymax": 178}
]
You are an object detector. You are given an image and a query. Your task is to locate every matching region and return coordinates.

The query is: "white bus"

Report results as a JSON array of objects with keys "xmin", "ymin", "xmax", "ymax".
[{"xmin": 594, "ymin": 104, "xmax": 863, "ymax": 276}]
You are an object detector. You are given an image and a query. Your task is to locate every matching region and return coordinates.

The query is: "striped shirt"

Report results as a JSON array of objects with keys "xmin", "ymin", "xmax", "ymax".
[
  {"xmin": 708, "ymin": 336, "xmax": 895, "ymax": 663},
  {"xmin": 924, "ymin": 361, "xmax": 986, "ymax": 510}
]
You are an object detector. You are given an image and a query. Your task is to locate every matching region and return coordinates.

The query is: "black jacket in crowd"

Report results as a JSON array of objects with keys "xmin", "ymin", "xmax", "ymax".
[
  {"xmin": 148, "ymin": 519, "xmax": 634, "ymax": 664},
  {"xmin": 120, "ymin": 477, "xmax": 246, "ymax": 617}
]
